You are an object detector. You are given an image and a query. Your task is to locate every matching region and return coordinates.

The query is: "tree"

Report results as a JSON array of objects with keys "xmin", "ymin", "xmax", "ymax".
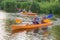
[
  {"xmin": 0, "ymin": 0, "xmax": 4, "ymax": 2},
  {"xmin": 35, "ymin": 0, "xmax": 50, "ymax": 2},
  {"xmin": 30, "ymin": 2, "xmax": 40, "ymax": 13}
]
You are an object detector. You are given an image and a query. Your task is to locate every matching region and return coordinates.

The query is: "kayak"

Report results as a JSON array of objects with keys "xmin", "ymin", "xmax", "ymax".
[
  {"xmin": 11, "ymin": 22, "xmax": 53, "ymax": 34},
  {"xmin": 21, "ymin": 12, "xmax": 37, "ymax": 16}
]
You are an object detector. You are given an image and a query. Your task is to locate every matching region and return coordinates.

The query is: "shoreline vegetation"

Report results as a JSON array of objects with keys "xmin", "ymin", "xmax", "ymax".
[
  {"xmin": 52, "ymin": 25, "xmax": 60, "ymax": 40},
  {"xmin": 0, "ymin": 0, "xmax": 60, "ymax": 15}
]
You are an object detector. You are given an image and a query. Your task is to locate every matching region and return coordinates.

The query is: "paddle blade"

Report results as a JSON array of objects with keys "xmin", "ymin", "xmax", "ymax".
[
  {"xmin": 47, "ymin": 14, "xmax": 53, "ymax": 18},
  {"xmin": 15, "ymin": 19, "xmax": 22, "ymax": 23}
]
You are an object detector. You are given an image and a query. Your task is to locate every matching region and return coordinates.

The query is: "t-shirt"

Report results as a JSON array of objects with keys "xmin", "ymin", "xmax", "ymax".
[{"xmin": 34, "ymin": 17, "xmax": 40, "ymax": 22}]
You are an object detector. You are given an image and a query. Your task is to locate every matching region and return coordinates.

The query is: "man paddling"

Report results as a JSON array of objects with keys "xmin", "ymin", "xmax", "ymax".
[{"xmin": 33, "ymin": 15, "xmax": 40, "ymax": 33}]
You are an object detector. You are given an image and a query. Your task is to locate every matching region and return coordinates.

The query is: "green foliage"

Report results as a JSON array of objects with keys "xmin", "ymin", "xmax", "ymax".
[
  {"xmin": 16, "ymin": 2, "xmax": 41, "ymax": 13},
  {"xmin": 0, "ymin": 3, "xmax": 2, "ymax": 10},
  {"xmin": 34, "ymin": 0, "xmax": 41, "ymax": 2},
  {"xmin": 0, "ymin": 0, "xmax": 3, "ymax": 2},
  {"xmin": 53, "ymin": 4, "xmax": 60, "ymax": 14},
  {"xmin": 4, "ymin": 0, "xmax": 17, "ymax": 12},
  {"xmin": 0, "ymin": 0, "xmax": 60, "ymax": 15},
  {"xmin": 30, "ymin": 2, "xmax": 40, "ymax": 13},
  {"xmin": 0, "ymin": 1, "xmax": 4, "ymax": 10},
  {"xmin": 40, "ymin": 1, "xmax": 58, "ymax": 14},
  {"xmin": 17, "ymin": 2, "xmax": 31, "ymax": 10},
  {"xmin": 52, "ymin": 25, "xmax": 60, "ymax": 40}
]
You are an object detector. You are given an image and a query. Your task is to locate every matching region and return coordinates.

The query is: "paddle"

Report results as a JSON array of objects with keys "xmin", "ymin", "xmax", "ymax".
[{"xmin": 47, "ymin": 14, "xmax": 53, "ymax": 18}]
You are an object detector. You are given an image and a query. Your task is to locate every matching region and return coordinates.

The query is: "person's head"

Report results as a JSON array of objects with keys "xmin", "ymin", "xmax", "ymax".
[
  {"xmin": 23, "ymin": 11, "xmax": 26, "ymax": 13},
  {"xmin": 42, "ymin": 16, "xmax": 47, "ymax": 19},
  {"xmin": 35, "ymin": 15, "xmax": 38, "ymax": 18}
]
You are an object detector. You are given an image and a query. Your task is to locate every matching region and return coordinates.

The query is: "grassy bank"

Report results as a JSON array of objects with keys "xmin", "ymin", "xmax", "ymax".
[{"xmin": 52, "ymin": 25, "xmax": 60, "ymax": 40}]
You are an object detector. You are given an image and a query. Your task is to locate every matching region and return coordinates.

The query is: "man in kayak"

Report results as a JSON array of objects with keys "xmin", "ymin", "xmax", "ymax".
[
  {"xmin": 33, "ymin": 15, "xmax": 40, "ymax": 24},
  {"xmin": 32, "ymin": 15, "xmax": 40, "ymax": 33},
  {"xmin": 41, "ymin": 16, "xmax": 50, "ymax": 37}
]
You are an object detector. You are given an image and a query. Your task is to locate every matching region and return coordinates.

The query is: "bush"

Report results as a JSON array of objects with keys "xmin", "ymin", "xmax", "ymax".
[
  {"xmin": 40, "ymin": 1, "xmax": 58, "ymax": 14},
  {"xmin": 0, "ymin": 3, "xmax": 2, "ymax": 10},
  {"xmin": 4, "ymin": 1, "xmax": 17, "ymax": 12},
  {"xmin": 53, "ymin": 5, "xmax": 60, "ymax": 15},
  {"xmin": 2, "ymin": 0, "xmax": 60, "ymax": 14},
  {"xmin": 17, "ymin": 2, "xmax": 31, "ymax": 11},
  {"xmin": 4, "ymin": 1, "xmax": 31, "ymax": 12},
  {"xmin": 17, "ymin": 2, "xmax": 41, "ymax": 13},
  {"xmin": 21, "ymin": 2, "xmax": 31, "ymax": 11},
  {"xmin": 30, "ymin": 2, "xmax": 40, "ymax": 13},
  {"xmin": 0, "ymin": 2, "xmax": 4, "ymax": 10},
  {"xmin": 52, "ymin": 25, "xmax": 60, "ymax": 40}
]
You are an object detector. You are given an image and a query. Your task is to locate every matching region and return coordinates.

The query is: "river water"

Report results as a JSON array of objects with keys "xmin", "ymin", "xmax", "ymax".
[{"xmin": 0, "ymin": 11, "xmax": 60, "ymax": 40}]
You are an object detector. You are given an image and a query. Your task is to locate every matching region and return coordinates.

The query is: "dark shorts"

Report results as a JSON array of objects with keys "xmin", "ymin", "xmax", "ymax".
[
  {"xmin": 33, "ymin": 22, "xmax": 39, "ymax": 33},
  {"xmin": 33, "ymin": 22, "xmax": 39, "ymax": 24}
]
